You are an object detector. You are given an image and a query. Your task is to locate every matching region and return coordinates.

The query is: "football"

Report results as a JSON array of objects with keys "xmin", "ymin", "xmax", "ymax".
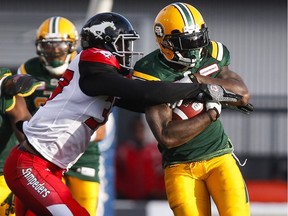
[{"xmin": 172, "ymin": 101, "xmax": 205, "ymax": 120}]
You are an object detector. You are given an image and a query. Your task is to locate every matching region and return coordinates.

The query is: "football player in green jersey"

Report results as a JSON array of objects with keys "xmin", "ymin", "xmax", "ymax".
[
  {"xmin": 133, "ymin": 3, "xmax": 252, "ymax": 216},
  {"xmin": 0, "ymin": 68, "xmax": 42, "ymax": 216},
  {"xmin": 17, "ymin": 16, "xmax": 105, "ymax": 216}
]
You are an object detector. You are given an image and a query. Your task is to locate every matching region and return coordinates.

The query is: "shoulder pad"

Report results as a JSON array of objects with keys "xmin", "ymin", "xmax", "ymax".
[
  {"xmin": 80, "ymin": 48, "xmax": 120, "ymax": 69},
  {"xmin": 132, "ymin": 70, "xmax": 160, "ymax": 81},
  {"xmin": 17, "ymin": 63, "xmax": 27, "ymax": 75},
  {"xmin": 132, "ymin": 50, "xmax": 162, "ymax": 81},
  {"xmin": 209, "ymin": 41, "xmax": 230, "ymax": 65}
]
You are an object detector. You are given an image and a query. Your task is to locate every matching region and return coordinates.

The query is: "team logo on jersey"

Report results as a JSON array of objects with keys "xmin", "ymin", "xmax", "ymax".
[
  {"xmin": 97, "ymin": 50, "xmax": 113, "ymax": 59},
  {"xmin": 83, "ymin": 21, "xmax": 116, "ymax": 39},
  {"xmin": 154, "ymin": 23, "xmax": 164, "ymax": 38},
  {"xmin": 199, "ymin": 63, "xmax": 219, "ymax": 76}
]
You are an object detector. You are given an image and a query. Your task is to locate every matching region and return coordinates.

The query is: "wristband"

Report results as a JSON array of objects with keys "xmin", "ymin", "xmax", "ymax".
[{"xmin": 189, "ymin": 74, "xmax": 198, "ymax": 83}]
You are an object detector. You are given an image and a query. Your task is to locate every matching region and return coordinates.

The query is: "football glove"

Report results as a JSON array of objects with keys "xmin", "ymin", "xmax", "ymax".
[
  {"xmin": 1, "ymin": 74, "xmax": 42, "ymax": 97},
  {"xmin": 206, "ymin": 101, "xmax": 222, "ymax": 121},
  {"xmin": 0, "ymin": 74, "xmax": 42, "ymax": 114},
  {"xmin": 222, "ymin": 102, "xmax": 254, "ymax": 114},
  {"xmin": 197, "ymin": 84, "xmax": 243, "ymax": 103},
  {"xmin": 177, "ymin": 71, "xmax": 241, "ymax": 103}
]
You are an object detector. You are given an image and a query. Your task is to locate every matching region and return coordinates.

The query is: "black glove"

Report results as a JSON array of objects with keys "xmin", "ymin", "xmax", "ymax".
[
  {"xmin": 197, "ymin": 84, "xmax": 243, "ymax": 103},
  {"xmin": 222, "ymin": 102, "xmax": 254, "ymax": 114},
  {"xmin": 2, "ymin": 74, "xmax": 42, "ymax": 97}
]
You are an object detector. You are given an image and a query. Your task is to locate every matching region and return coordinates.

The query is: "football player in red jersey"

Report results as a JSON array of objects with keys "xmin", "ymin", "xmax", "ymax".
[
  {"xmin": 133, "ymin": 2, "xmax": 252, "ymax": 216},
  {"xmin": 4, "ymin": 12, "xmax": 242, "ymax": 216},
  {"xmin": 17, "ymin": 16, "xmax": 107, "ymax": 216}
]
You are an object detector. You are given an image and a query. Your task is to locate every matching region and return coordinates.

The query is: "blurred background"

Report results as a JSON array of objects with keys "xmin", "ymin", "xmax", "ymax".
[{"xmin": 0, "ymin": 0, "xmax": 287, "ymax": 215}]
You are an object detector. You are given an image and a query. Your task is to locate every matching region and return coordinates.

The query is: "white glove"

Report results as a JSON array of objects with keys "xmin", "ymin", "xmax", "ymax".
[{"xmin": 206, "ymin": 101, "xmax": 222, "ymax": 121}]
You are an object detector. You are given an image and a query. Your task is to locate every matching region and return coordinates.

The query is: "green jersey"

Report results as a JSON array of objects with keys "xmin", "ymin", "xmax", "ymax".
[
  {"xmin": 0, "ymin": 68, "xmax": 18, "ymax": 174},
  {"xmin": 0, "ymin": 110, "xmax": 18, "ymax": 174},
  {"xmin": 19, "ymin": 57, "xmax": 100, "ymax": 182},
  {"xmin": 133, "ymin": 41, "xmax": 234, "ymax": 167}
]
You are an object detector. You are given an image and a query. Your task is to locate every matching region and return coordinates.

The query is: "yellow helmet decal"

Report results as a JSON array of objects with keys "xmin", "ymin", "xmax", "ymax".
[
  {"xmin": 36, "ymin": 16, "xmax": 78, "ymax": 42},
  {"xmin": 171, "ymin": 2, "xmax": 203, "ymax": 31},
  {"xmin": 49, "ymin": 16, "xmax": 62, "ymax": 35}
]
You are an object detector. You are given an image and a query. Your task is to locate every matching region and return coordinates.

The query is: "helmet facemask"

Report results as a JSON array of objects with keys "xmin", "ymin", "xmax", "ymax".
[
  {"xmin": 111, "ymin": 31, "xmax": 143, "ymax": 75},
  {"xmin": 36, "ymin": 40, "xmax": 76, "ymax": 76},
  {"xmin": 161, "ymin": 27, "xmax": 209, "ymax": 68}
]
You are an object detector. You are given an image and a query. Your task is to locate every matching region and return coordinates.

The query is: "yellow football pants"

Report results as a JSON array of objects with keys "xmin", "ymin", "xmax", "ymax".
[
  {"xmin": 64, "ymin": 175, "xmax": 99, "ymax": 216},
  {"xmin": 164, "ymin": 153, "xmax": 250, "ymax": 216},
  {"xmin": 0, "ymin": 175, "xmax": 15, "ymax": 216}
]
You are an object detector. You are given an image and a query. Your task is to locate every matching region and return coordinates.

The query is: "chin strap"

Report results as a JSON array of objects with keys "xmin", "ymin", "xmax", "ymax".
[
  {"xmin": 175, "ymin": 52, "xmax": 196, "ymax": 67},
  {"xmin": 173, "ymin": 48, "xmax": 203, "ymax": 68},
  {"xmin": 43, "ymin": 53, "xmax": 71, "ymax": 76},
  {"xmin": 45, "ymin": 63, "xmax": 69, "ymax": 76}
]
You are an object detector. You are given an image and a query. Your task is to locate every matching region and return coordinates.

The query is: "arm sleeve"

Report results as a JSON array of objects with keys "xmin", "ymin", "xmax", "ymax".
[
  {"xmin": 79, "ymin": 61, "xmax": 204, "ymax": 105},
  {"xmin": 114, "ymin": 98, "xmax": 146, "ymax": 113}
]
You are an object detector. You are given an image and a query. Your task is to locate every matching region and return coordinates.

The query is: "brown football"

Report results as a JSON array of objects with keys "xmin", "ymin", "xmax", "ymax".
[{"xmin": 172, "ymin": 101, "xmax": 205, "ymax": 120}]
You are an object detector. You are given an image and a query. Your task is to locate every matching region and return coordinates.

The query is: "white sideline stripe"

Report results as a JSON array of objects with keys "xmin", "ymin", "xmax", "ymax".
[{"xmin": 47, "ymin": 204, "xmax": 74, "ymax": 216}]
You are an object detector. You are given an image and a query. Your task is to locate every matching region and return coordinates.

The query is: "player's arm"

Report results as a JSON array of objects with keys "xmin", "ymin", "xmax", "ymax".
[
  {"xmin": 113, "ymin": 98, "xmax": 145, "ymax": 113},
  {"xmin": 6, "ymin": 95, "xmax": 32, "ymax": 142},
  {"xmin": 194, "ymin": 66, "xmax": 250, "ymax": 106},
  {"xmin": 79, "ymin": 61, "xmax": 204, "ymax": 103},
  {"xmin": 145, "ymin": 103, "xmax": 218, "ymax": 149},
  {"xmin": 79, "ymin": 61, "xmax": 242, "ymax": 106}
]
